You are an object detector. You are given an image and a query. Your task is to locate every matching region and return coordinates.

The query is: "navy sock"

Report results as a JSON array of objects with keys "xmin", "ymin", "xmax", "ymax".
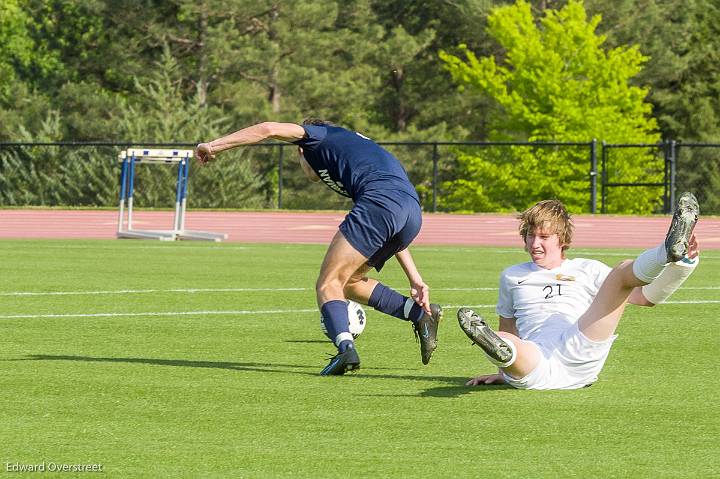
[
  {"xmin": 368, "ymin": 283, "xmax": 424, "ymax": 323},
  {"xmin": 338, "ymin": 340, "xmax": 354, "ymax": 353},
  {"xmin": 407, "ymin": 302, "xmax": 424, "ymax": 324},
  {"xmin": 320, "ymin": 300, "xmax": 352, "ymax": 348}
]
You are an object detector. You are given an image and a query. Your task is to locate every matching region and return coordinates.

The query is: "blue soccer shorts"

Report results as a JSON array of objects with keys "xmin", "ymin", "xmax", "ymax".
[{"xmin": 339, "ymin": 191, "xmax": 422, "ymax": 271}]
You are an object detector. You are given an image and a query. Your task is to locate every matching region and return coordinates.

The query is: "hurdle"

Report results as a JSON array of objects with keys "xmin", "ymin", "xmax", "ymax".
[{"xmin": 117, "ymin": 147, "xmax": 228, "ymax": 241}]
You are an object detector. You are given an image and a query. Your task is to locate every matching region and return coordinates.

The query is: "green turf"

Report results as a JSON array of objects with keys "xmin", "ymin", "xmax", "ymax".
[{"xmin": 1, "ymin": 240, "xmax": 718, "ymax": 478}]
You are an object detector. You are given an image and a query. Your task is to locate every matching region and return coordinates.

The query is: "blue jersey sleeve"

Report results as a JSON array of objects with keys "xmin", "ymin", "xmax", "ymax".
[{"xmin": 292, "ymin": 125, "xmax": 327, "ymax": 149}]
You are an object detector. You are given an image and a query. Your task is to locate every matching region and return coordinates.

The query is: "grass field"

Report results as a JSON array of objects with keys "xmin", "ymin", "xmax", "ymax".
[{"xmin": 1, "ymin": 240, "xmax": 718, "ymax": 478}]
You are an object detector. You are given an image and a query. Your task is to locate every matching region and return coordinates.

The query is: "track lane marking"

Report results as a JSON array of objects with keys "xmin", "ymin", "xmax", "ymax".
[
  {"xmin": 2, "ymin": 301, "xmax": 719, "ymax": 320},
  {"xmin": 2, "ymin": 286, "xmax": 718, "ymax": 297}
]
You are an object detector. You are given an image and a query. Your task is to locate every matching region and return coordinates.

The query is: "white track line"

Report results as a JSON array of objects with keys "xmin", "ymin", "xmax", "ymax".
[
  {"xmin": 446, "ymin": 301, "xmax": 720, "ymax": 307},
  {"xmin": 0, "ymin": 309, "xmax": 319, "ymax": 320},
  {"xmin": 659, "ymin": 300, "xmax": 720, "ymax": 304},
  {"xmin": 7, "ymin": 244, "xmax": 251, "ymax": 251},
  {"xmin": 1, "ymin": 301, "xmax": 719, "ymax": 320},
  {"xmin": 2, "ymin": 286, "xmax": 718, "ymax": 297},
  {"xmin": 0, "ymin": 287, "xmax": 495, "ymax": 297},
  {"xmin": 0, "ymin": 287, "xmax": 308, "ymax": 297},
  {"xmin": 415, "ymin": 248, "xmax": 720, "ymax": 260}
]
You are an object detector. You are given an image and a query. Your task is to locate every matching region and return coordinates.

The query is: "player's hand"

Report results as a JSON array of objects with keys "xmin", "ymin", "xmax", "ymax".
[
  {"xmin": 466, "ymin": 373, "xmax": 506, "ymax": 386},
  {"xmin": 687, "ymin": 234, "xmax": 699, "ymax": 259},
  {"xmin": 410, "ymin": 279, "xmax": 431, "ymax": 314},
  {"xmin": 195, "ymin": 143, "xmax": 215, "ymax": 164}
]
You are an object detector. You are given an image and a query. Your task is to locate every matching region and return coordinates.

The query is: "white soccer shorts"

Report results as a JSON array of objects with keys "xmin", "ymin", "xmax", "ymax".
[{"xmin": 502, "ymin": 323, "xmax": 617, "ymax": 390}]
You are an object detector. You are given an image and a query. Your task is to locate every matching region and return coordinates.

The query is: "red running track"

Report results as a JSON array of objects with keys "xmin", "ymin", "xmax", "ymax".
[{"xmin": 0, "ymin": 209, "xmax": 718, "ymax": 250}]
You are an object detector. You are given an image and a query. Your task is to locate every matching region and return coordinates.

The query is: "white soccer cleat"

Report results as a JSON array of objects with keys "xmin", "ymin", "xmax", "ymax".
[
  {"xmin": 457, "ymin": 308, "xmax": 514, "ymax": 365},
  {"xmin": 664, "ymin": 192, "xmax": 699, "ymax": 263}
]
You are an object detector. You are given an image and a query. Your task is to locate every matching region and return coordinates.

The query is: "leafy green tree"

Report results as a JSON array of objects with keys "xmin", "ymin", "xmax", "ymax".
[
  {"xmin": 114, "ymin": 46, "xmax": 269, "ymax": 208},
  {"xmin": 439, "ymin": 0, "xmax": 661, "ymax": 213},
  {"xmin": 2, "ymin": 0, "xmax": 131, "ymax": 140},
  {"xmin": 0, "ymin": 0, "xmax": 47, "ymax": 139},
  {"xmin": 13, "ymin": 0, "xmax": 718, "ymax": 212},
  {"xmin": 369, "ymin": 0, "xmax": 499, "ymax": 140},
  {"xmin": 583, "ymin": 0, "xmax": 720, "ymax": 213},
  {"xmin": 0, "ymin": 0, "xmax": 33, "ymax": 99}
]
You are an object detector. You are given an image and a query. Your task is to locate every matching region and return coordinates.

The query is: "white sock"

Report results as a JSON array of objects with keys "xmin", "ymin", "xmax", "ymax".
[
  {"xmin": 632, "ymin": 244, "xmax": 669, "ymax": 283},
  {"xmin": 403, "ymin": 298, "xmax": 414, "ymax": 319},
  {"xmin": 334, "ymin": 332, "xmax": 354, "ymax": 347},
  {"xmin": 642, "ymin": 256, "xmax": 699, "ymax": 304}
]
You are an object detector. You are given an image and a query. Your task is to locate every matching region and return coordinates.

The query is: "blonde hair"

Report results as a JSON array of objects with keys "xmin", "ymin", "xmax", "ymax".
[{"xmin": 518, "ymin": 199, "xmax": 574, "ymax": 252}]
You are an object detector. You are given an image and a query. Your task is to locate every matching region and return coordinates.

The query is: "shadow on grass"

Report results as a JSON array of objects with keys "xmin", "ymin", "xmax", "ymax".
[
  {"xmin": 355, "ymin": 379, "xmax": 513, "ymax": 398},
  {"xmin": 10, "ymin": 355, "xmax": 460, "ymax": 383},
  {"xmin": 419, "ymin": 383, "xmax": 513, "ymax": 397},
  {"xmin": 12, "ymin": 355, "xmax": 516, "ymax": 395},
  {"xmin": 10, "ymin": 354, "xmax": 321, "ymax": 376}
]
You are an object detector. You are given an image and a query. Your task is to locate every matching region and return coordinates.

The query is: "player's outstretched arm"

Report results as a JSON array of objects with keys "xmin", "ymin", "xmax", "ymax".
[
  {"xmin": 196, "ymin": 122, "xmax": 306, "ymax": 163},
  {"xmin": 395, "ymin": 248, "xmax": 431, "ymax": 314},
  {"xmin": 466, "ymin": 372, "xmax": 506, "ymax": 386}
]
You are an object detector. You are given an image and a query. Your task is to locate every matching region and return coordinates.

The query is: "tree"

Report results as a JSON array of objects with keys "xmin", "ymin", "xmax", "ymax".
[
  {"xmin": 1, "ymin": 0, "xmax": 132, "ymax": 140},
  {"xmin": 365, "ymin": 0, "xmax": 501, "ymax": 141},
  {"xmin": 0, "ymin": 0, "xmax": 33, "ymax": 99},
  {"xmin": 0, "ymin": 0, "xmax": 47, "ymax": 139},
  {"xmin": 583, "ymin": 0, "xmax": 720, "ymax": 213},
  {"xmin": 439, "ymin": 0, "xmax": 661, "ymax": 213}
]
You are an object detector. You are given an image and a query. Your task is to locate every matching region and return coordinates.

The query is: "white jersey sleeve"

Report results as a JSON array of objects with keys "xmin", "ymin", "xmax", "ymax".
[{"xmin": 496, "ymin": 266, "xmax": 517, "ymax": 319}]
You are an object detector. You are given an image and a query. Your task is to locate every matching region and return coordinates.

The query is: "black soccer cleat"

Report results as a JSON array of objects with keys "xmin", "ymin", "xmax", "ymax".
[
  {"xmin": 664, "ymin": 192, "xmax": 699, "ymax": 263},
  {"xmin": 413, "ymin": 304, "xmax": 443, "ymax": 365},
  {"xmin": 320, "ymin": 346, "xmax": 361, "ymax": 376},
  {"xmin": 457, "ymin": 308, "xmax": 513, "ymax": 364}
]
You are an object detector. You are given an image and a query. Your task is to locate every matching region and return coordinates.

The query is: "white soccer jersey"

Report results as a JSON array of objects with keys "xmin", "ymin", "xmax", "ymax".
[{"xmin": 496, "ymin": 258, "xmax": 611, "ymax": 343}]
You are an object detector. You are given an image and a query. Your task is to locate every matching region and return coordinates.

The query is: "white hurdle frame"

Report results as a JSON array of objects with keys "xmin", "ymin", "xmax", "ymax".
[{"xmin": 116, "ymin": 147, "xmax": 227, "ymax": 242}]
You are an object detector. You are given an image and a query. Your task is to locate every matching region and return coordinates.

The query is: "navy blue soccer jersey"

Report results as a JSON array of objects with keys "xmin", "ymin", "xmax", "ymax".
[{"xmin": 292, "ymin": 125, "xmax": 419, "ymax": 202}]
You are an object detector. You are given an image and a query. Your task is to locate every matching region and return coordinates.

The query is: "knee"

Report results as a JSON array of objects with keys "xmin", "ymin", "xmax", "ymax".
[
  {"xmin": 316, "ymin": 277, "xmax": 344, "ymax": 297},
  {"xmin": 343, "ymin": 274, "xmax": 367, "ymax": 296},
  {"xmin": 615, "ymin": 259, "xmax": 634, "ymax": 269},
  {"xmin": 343, "ymin": 282, "xmax": 358, "ymax": 298},
  {"xmin": 613, "ymin": 259, "xmax": 643, "ymax": 285},
  {"xmin": 497, "ymin": 331, "xmax": 520, "ymax": 344},
  {"xmin": 607, "ymin": 259, "xmax": 635, "ymax": 281}
]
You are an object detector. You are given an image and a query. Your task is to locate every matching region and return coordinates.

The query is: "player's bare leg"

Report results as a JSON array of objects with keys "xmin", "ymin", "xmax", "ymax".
[
  {"xmin": 577, "ymin": 260, "xmax": 641, "ymax": 341},
  {"xmin": 316, "ymin": 231, "xmax": 370, "ymax": 307},
  {"xmin": 343, "ymin": 266, "xmax": 377, "ymax": 304},
  {"xmin": 344, "ymin": 256, "xmax": 442, "ymax": 365},
  {"xmin": 317, "ymin": 231, "xmax": 369, "ymax": 375},
  {"xmin": 579, "ymin": 192, "xmax": 698, "ymax": 342},
  {"xmin": 496, "ymin": 332, "xmax": 541, "ymax": 379}
]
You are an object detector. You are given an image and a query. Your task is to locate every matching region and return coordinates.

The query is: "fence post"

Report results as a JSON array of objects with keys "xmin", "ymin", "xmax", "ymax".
[
  {"xmin": 662, "ymin": 141, "xmax": 668, "ymax": 213},
  {"xmin": 432, "ymin": 143, "xmax": 439, "ymax": 213},
  {"xmin": 590, "ymin": 139, "xmax": 598, "ymax": 214},
  {"xmin": 669, "ymin": 140, "xmax": 676, "ymax": 211},
  {"xmin": 601, "ymin": 141, "xmax": 607, "ymax": 213},
  {"xmin": 278, "ymin": 145, "xmax": 284, "ymax": 209}
]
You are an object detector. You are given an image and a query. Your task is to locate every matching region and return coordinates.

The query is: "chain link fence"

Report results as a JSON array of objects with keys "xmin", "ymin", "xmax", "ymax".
[
  {"xmin": 600, "ymin": 143, "xmax": 667, "ymax": 214},
  {"xmin": 0, "ymin": 141, "xmax": 717, "ymax": 214},
  {"xmin": 675, "ymin": 143, "xmax": 720, "ymax": 214}
]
